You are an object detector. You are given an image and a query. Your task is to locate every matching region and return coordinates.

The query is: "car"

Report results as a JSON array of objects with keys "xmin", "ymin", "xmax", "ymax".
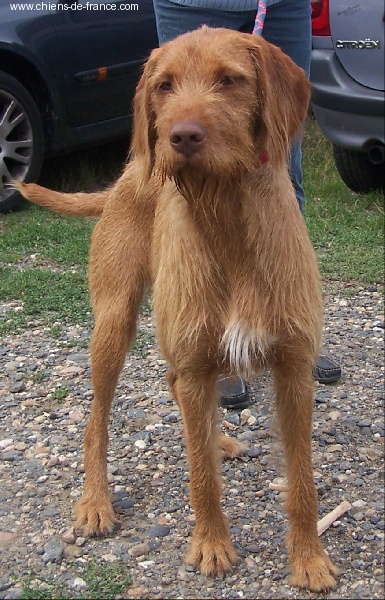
[
  {"xmin": 0, "ymin": 0, "xmax": 158, "ymax": 212},
  {"xmin": 310, "ymin": 0, "xmax": 385, "ymax": 193}
]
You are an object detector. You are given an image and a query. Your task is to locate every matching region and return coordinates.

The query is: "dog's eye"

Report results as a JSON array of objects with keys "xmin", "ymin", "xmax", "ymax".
[
  {"xmin": 159, "ymin": 81, "xmax": 172, "ymax": 92},
  {"xmin": 219, "ymin": 75, "xmax": 237, "ymax": 86}
]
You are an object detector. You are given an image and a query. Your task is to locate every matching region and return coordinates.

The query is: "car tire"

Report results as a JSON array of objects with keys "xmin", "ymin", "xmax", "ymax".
[
  {"xmin": 332, "ymin": 144, "xmax": 385, "ymax": 194},
  {"xmin": 0, "ymin": 71, "xmax": 44, "ymax": 212}
]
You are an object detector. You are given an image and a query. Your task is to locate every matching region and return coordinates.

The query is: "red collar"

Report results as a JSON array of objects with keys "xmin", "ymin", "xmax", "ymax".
[{"xmin": 257, "ymin": 150, "xmax": 269, "ymax": 165}]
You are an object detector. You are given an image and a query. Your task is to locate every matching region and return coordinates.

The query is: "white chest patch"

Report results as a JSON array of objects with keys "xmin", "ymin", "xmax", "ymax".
[{"xmin": 221, "ymin": 320, "xmax": 276, "ymax": 377}]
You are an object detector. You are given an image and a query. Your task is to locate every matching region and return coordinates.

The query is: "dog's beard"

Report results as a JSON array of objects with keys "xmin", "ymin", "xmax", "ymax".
[
  {"xmin": 173, "ymin": 170, "xmax": 210, "ymax": 204},
  {"xmin": 157, "ymin": 151, "xmax": 256, "ymax": 189}
]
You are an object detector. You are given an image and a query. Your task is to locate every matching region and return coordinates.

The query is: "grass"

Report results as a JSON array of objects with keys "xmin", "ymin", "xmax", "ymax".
[
  {"xmin": 19, "ymin": 559, "xmax": 132, "ymax": 599},
  {"xmin": 0, "ymin": 120, "xmax": 383, "ymax": 335},
  {"xmin": 303, "ymin": 119, "xmax": 383, "ymax": 284}
]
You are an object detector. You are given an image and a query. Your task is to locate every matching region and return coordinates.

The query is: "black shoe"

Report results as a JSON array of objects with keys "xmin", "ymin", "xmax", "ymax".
[
  {"xmin": 217, "ymin": 375, "xmax": 251, "ymax": 410},
  {"xmin": 314, "ymin": 354, "xmax": 341, "ymax": 384}
]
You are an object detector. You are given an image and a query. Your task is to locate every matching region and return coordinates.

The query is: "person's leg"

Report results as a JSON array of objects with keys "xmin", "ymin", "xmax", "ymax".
[
  {"xmin": 152, "ymin": 0, "xmax": 255, "ymax": 45},
  {"xmin": 262, "ymin": 0, "xmax": 311, "ymax": 212},
  {"xmin": 263, "ymin": 0, "xmax": 341, "ymax": 383}
]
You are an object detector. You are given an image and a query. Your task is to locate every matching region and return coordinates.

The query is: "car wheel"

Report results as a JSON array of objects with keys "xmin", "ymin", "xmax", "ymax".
[
  {"xmin": 0, "ymin": 71, "xmax": 44, "ymax": 212},
  {"xmin": 332, "ymin": 144, "xmax": 385, "ymax": 194}
]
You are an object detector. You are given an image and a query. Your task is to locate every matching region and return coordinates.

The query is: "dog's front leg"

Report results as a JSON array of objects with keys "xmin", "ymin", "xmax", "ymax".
[
  {"xmin": 273, "ymin": 357, "xmax": 340, "ymax": 591},
  {"xmin": 170, "ymin": 371, "xmax": 238, "ymax": 576},
  {"xmin": 74, "ymin": 217, "xmax": 150, "ymax": 537},
  {"xmin": 74, "ymin": 313, "xmax": 132, "ymax": 536}
]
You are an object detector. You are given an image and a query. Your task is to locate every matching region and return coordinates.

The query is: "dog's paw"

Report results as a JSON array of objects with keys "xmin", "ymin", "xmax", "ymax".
[
  {"xmin": 219, "ymin": 434, "xmax": 248, "ymax": 459},
  {"xmin": 74, "ymin": 496, "xmax": 118, "ymax": 537},
  {"xmin": 289, "ymin": 549, "xmax": 340, "ymax": 591},
  {"xmin": 185, "ymin": 537, "xmax": 238, "ymax": 576}
]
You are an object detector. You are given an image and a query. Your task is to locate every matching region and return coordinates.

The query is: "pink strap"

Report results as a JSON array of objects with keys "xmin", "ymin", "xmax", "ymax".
[{"xmin": 253, "ymin": 0, "xmax": 267, "ymax": 35}]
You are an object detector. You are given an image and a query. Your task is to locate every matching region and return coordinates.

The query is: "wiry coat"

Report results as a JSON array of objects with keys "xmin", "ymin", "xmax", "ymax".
[{"xmin": 17, "ymin": 27, "xmax": 339, "ymax": 592}]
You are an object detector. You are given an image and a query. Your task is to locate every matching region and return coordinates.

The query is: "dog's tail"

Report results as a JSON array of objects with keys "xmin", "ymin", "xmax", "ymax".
[{"xmin": 15, "ymin": 181, "xmax": 108, "ymax": 217}]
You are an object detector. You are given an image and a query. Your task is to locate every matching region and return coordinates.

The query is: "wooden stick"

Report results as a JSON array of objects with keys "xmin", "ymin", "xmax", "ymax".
[
  {"xmin": 317, "ymin": 500, "xmax": 352, "ymax": 536},
  {"xmin": 268, "ymin": 477, "xmax": 287, "ymax": 491}
]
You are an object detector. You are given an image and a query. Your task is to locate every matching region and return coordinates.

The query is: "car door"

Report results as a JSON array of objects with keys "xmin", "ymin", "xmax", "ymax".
[
  {"xmin": 330, "ymin": 1, "xmax": 384, "ymax": 92},
  {"xmin": 52, "ymin": 0, "xmax": 158, "ymax": 127}
]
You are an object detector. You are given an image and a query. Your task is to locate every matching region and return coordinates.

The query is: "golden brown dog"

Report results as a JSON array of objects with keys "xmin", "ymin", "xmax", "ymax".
[{"xmin": 17, "ymin": 27, "xmax": 339, "ymax": 591}]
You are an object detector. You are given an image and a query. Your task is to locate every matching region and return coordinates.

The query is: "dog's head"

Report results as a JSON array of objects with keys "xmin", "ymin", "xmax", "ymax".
[{"xmin": 130, "ymin": 27, "xmax": 310, "ymax": 185}]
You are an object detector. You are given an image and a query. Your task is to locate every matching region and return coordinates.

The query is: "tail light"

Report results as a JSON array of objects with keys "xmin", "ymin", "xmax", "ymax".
[{"xmin": 311, "ymin": 0, "xmax": 331, "ymax": 36}]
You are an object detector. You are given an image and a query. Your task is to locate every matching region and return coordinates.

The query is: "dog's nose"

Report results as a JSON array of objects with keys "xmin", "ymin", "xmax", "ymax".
[{"xmin": 169, "ymin": 120, "xmax": 207, "ymax": 157}]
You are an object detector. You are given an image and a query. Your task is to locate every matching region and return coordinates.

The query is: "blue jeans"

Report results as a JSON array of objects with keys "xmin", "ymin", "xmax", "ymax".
[{"xmin": 152, "ymin": 0, "xmax": 311, "ymax": 212}]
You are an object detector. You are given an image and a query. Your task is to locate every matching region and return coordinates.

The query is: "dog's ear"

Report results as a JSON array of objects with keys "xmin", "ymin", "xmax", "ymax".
[
  {"xmin": 246, "ymin": 35, "xmax": 311, "ymax": 166},
  {"xmin": 130, "ymin": 47, "xmax": 162, "ymax": 183}
]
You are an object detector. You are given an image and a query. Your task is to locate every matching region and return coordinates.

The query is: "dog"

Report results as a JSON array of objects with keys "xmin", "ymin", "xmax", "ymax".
[{"xmin": 17, "ymin": 27, "xmax": 339, "ymax": 591}]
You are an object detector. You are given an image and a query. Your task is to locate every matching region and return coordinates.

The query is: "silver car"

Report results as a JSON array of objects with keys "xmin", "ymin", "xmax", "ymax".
[{"xmin": 311, "ymin": 0, "xmax": 384, "ymax": 193}]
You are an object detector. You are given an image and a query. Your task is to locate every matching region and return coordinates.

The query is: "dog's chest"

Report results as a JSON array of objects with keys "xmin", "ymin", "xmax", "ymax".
[
  {"xmin": 154, "ymin": 187, "xmax": 278, "ymax": 370},
  {"xmin": 220, "ymin": 318, "xmax": 276, "ymax": 376}
]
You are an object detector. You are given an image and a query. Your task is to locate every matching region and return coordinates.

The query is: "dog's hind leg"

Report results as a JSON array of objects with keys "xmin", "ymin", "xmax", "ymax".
[
  {"xmin": 166, "ymin": 370, "xmax": 247, "ymax": 459},
  {"xmin": 170, "ymin": 371, "xmax": 238, "ymax": 576},
  {"xmin": 273, "ymin": 353, "xmax": 340, "ymax": 591},
  {"xmin": 219, "ymin": 434, "xmax": 247, "ymax": 459},
  {"xmin": 74, "ymin": 216, "xmax": 151, "ymax": 537}
]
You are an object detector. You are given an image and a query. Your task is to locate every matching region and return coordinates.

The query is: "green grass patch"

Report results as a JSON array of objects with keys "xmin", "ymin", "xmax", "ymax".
[
  {"xmin": 303, "ymin": 119, "xmax": 384, "ymax": 283},
  {"xmin": 0, "ymin": 207, "xmax": 93, "ymax": 267},
  {"xmin": 0, "ymin": 265, "xmax": 90, "ymax": 334},
  {"xmin": 19, "ymin": 559, "xmax": 132, "ymax": 599},
  {"xmin": 0, "ymin": 204, "xmax": 93, "ymax": 333},
  {"xmin": 51, "ymin": 387, "xmax": 70, "ymax": 400}
]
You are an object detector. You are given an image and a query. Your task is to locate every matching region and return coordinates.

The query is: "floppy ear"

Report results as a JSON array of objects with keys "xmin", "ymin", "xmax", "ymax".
[
  {"xmin": 246, "ymin": 35, "xmax": 311, "ymax": 166},
  {"xmin": 129, "ymin": 47, "xmax": 162, "ymax": 183}
]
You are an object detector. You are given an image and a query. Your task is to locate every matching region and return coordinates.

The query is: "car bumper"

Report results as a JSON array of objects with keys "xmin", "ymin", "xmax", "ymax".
[{"xmin": 310, "ymin": 49, "xmax": 385, "ymax": 150}]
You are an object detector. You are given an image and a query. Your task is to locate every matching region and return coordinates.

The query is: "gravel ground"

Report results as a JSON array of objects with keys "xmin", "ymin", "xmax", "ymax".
[{"xmin": 0, "ymin": 281, "xmax": 383, "ymax": 600}]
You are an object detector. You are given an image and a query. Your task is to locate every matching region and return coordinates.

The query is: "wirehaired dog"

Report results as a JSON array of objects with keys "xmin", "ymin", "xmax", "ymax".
[{"xmin": 17, "ymin": 26, "xmax": 339, "ymax": 591}]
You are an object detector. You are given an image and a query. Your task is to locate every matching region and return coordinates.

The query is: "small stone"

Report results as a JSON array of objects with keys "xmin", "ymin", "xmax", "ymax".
[
  {"xmin": 130, "ymin": 542, "xmax": 151, "ymax": 558},
  {"xmin": 101, "ymin": 553, "xmax": 119, "ymax": 562},
  {"xmin": 353, "ymin": 512, "xmax": 365, "ymax": 522},
  {"xmin": 138, "ymin": 560, "xmax": 155, "ymax": 569},
  {"xmin": 57, "ymin": 366, "xmax": 82, "ymax": 376},
  {"xmin": 240, "ymin": 409, "xmax": 252, "ymax": 425},
  {"xmin": 177, "ymin": 566, "xmax": 194, "ymax": 581},
  {"xmin": 0, "ymin": 531, "xmax": 18, "ymax": 546},
  {"xmin": 71, "ymin": 577, "xmax": 88, "ymax": 591},
  {"xmin": 0, "ymin": 439, "xmax": 13, "ymax": 449},
  {"xmin": 134, "ymin": 439, "xmax": 147, "ymax": 449},
  {"xmin": 63, "ymin": 546, "xmax": 84, "ymax": 560},
  {"xmin": 238, "ymin": 430, "xmax": 256, "ymax": 442},
  {"xmin": 69, "ymin": 410, "xmax": 85, "ymax": 422},
  {"xmin": 75, "ymin": 537, "xmax": 87, "ymax": 547},
  {"xmin": 224, "ymin": 413, "xmax": 240, "ymax": 426},
  {"xmin": 127, "ymin": 587, "xmax": 150, "ymax": 598},
  {"xmin": 3, "ymin": 587, "xmax": 23, "ymax": 599},
  {"xmin": 358, "ymin": 419, "xmax": 372, "ymax": 428},
  {"xmin": 328, "ymin": 410, "xmax": 341, "ymax": 421},
  {"xmin": 245, "ymin": 556, "xmax": 256, "ymax": 568},
  {"xmin": 245, "ymin": 544, "xmax": 260, "ymax": 553},
  {"xmin": 147, "ymin": 524, "xmax": 170, "ymax": 538},
  {"xmin": 10, "ymin": 382, "xmax": 26, "ymax": 393},
  {"xmin": 326, "ymin": 444, "xmax": 343, "ymax": 453},
  {"xmin": 247, "ymin": 446, "xmax": 262, "ymax": 458},
  {"xmin": 62, "ymin": 527, "xmax": 76, "ymax": 544},
  {"xmin": 113, "ymin": 498, "xmax": 134, "ymax": 509},
  {"xmin": 42, "ymin": 539, "xmax": 64, "ymax": 563},
  {"xmin": 0, "ymin": 451, "xmax": 18, "ymax": 462}
]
